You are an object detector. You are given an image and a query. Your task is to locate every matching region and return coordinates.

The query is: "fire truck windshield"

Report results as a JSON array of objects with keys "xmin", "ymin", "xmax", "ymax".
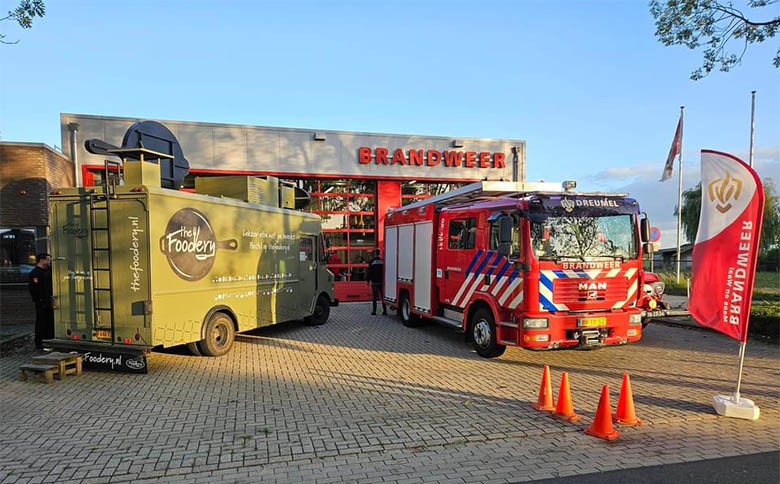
[{"xmin": 530, "ymin": 214, "xmax": 637, "ymax": 261}]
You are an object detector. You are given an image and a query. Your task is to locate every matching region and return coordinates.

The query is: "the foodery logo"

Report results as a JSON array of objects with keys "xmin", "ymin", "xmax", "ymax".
[{"xmin": 160, "ymin": 208, "xmax": 237, "ymax": 281}]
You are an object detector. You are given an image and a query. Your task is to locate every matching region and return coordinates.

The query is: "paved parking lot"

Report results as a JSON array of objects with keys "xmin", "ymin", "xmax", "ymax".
[{"xmin": 1, "ymin": 303, "xmax": 779, "ymax": 483}]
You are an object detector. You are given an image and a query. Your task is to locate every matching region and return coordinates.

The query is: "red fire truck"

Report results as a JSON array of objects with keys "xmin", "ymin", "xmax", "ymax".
[{"xmin": 383, "ymin": 180, "xmax": 651, "ymax": 357}]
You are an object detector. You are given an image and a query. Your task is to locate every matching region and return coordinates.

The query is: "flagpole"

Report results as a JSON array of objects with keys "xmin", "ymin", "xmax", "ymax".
[
  {"xmin": 676, "ymin": 106, "xmax": 684, "ymax": 283},
  {"xmin": 749, "ymin": 91, "xmax": 756, "ymax": 168},
  {"xmin": 734, "ymin": 340, "xmax": 747, "ymax": 402},
  {"xmin": 735, "ymin": 91, "xmax": 757, "ymax": 402}
]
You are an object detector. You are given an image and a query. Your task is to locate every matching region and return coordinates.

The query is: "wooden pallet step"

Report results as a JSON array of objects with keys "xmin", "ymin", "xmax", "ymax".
[
  {"xmin": 19, "ymin": 364, "xmax": 59, "ymax": 384},
  {"xmin": 31, "ymin": 352, "xmax": 83, "ymax": 378}
]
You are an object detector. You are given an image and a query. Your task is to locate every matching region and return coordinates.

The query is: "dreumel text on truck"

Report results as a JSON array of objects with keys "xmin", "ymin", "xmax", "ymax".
[{"xmin": 383, "ymin": 180, "xmax": 652, "ymax": 357}]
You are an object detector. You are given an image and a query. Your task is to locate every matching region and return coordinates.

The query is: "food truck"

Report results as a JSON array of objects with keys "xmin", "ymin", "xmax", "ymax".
[{"xmin": 46, "ymin": 121, "xmax": 336, "ymax": 372}]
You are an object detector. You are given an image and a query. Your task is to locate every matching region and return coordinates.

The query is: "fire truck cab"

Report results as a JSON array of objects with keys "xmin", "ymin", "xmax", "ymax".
[{"xmin": 383, "ymin": 181, "xmax": 651, "ymax": 357}]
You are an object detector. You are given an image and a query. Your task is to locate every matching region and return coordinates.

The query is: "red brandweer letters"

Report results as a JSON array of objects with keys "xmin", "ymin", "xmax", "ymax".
[{"xmin": 358, "ymin": 147, "xmax": 506, "ymax": 169}]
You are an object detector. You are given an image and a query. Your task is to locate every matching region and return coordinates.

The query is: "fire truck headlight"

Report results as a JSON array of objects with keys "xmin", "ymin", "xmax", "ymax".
[
  {"xmin": 523, "ymin": 318, "xmax": 548, "ymax": 329},
  {"xmin": 629, "ymin": 313, "xmax": 642, "ymax": 325},
  {"xmin": 653, "ymin": 282, "xmax": 665, "ymax": 296}
]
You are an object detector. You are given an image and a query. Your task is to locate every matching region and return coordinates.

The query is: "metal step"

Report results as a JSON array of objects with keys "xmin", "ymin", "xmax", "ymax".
[
  {"xmin": 431, "ymin": 316, "xmax": 462, "ymax": 329},
  {"xmin": 499, "ymin": 320, "xmax": 519, "ymax": 328},
  {"xmin": 499, "ymin": 339, "xmax": 517, "ymax": 345}
]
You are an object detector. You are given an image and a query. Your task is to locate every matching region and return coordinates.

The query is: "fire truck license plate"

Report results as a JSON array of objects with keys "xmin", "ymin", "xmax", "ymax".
[
  {"xmin": 95, "ymin": 329, "xmax": 112, "ymax": 339},
  {"xmin": 579, "ymin": 317, "xmax": 607, "ymax": 327}
]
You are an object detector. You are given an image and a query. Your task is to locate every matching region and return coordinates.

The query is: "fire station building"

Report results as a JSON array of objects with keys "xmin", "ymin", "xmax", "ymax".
[{"xmin": 60, "ymin": 113, "xmax": 526, "ymax": 301}]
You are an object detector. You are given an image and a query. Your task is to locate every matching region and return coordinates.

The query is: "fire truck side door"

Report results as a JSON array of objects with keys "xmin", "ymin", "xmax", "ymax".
[{"xmin": 438, "ymin": 215, "xmax": 477, "ymax": 309}]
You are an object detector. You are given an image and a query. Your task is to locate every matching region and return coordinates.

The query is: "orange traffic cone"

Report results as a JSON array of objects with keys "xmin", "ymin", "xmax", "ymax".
[
  {"xmin": 552, "ymin": 371, "xmax": 581, "ymax": 422},
  {"xmin": 584, "ymin": 385, "xmax": 620, "ymax": 440},
  {"xmin": 614, "ymin": 373, "xmax": 642, "ymax": 426},
  {"xmin": 533, "ymin": 365, "xmax": 555, "ymax": 412}
]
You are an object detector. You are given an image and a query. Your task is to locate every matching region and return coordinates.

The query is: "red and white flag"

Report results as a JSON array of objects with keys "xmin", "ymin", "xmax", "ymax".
[
  {"xmin": 660, "ymin": 115, "xmax": 683, "ymax": 181},
  {"xmin": 689, "ymin": 150, "xmax": 765, "ymax": 342}
]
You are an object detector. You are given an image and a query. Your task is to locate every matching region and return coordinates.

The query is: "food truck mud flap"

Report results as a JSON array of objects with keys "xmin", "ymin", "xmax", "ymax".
[
  {"xmin": 81, "ymin": 351, "xmax": 148, "ymax": 373},
  {"xmin": 44, "ymin": 340, "xmax": 150, "ymax": 374}
]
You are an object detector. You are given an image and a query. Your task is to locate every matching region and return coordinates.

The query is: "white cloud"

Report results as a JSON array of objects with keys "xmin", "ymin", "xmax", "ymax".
[{"xmin": 580, "ymin": 145, "xmax": 779, "ymax": 250}]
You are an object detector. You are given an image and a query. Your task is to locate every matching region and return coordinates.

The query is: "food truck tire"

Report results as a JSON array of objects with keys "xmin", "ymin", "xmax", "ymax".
[
  {"xmin": 197, "ymin": 312, "xmax": 235, "ymax": 357},
  {"xmin": 187, "ymin": 342, "xmax": 202, "ymax": 356},
  {"xmin": 304, "ymin": 294, "xmax": 330, "ymax": 326},
  {"xmin": 470, "ymin": 307, "xmax": 506, "ymax": 358}
]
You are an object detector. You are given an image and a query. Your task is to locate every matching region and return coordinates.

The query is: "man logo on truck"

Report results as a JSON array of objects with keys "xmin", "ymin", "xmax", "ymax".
[{"xmin": 160, "ymin": 208, "xmax": 237, "ymax": 281}]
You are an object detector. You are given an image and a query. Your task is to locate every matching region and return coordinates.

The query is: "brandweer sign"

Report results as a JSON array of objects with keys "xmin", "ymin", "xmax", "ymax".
[{"xmin": 358, "ymin": 147, "xmax": 505, "ymax": 169}]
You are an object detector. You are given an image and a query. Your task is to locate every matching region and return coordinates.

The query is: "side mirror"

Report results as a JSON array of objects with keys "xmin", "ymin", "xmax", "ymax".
[
  {"xmin": 640, "ymin": 217, "xmax": 650, "ymax": 243},
  {"xmin": 643, "ymin": 242, "xmax": 653, "ymax": 254},
  {"xmin": 498, "ymin": 216, "xmax": 513, "ymax": 257}
]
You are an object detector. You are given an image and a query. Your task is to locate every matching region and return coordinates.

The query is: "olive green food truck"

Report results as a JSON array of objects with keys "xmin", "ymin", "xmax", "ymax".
[{"xmin": 46, "ymin": 122, "xmax": 336, "ymax": 372}]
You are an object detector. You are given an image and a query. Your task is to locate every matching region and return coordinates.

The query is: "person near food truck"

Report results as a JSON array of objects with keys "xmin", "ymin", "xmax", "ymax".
[
  {"xmin": 368, "ymin": 248, "xmax": 387, "ymax": 316},
  {"xmin": 328, "ymin": 250, "xmax": 343, "ymax": 280},
  {"xmin": 28, "ymin": 253, "xmax": 54, "ymax": 349}
]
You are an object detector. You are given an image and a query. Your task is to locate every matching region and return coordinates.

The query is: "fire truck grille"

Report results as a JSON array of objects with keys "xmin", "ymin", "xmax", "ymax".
[{"xmin": 553, "ymin": 278, "xmax": 629, "ymax": 303}]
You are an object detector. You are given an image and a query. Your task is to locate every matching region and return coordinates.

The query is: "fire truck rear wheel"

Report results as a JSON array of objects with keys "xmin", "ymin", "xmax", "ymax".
[
  {"xmin": 197, "ymin": 312, "xmax": 235, "ymax": 357},
  {"xmin": 304, "ymin": 294, "xmax": 330, "ymax": 326},
  {"xmin": 471, "ymin": 308, "xmax": 505, "ymax": 358},
  {"xmin": 398, "ymin": 292, "xmax": 420, "ymax": 327}
]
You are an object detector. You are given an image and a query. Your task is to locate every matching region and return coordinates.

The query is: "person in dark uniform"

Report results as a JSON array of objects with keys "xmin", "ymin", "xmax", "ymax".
[
  {"xmin": 367, "ymin": 249, "xmax": 387, "ymax": 316},
  {"xmin": 28, "ymin": 253, "xmax": 53, "ymax": 349}
]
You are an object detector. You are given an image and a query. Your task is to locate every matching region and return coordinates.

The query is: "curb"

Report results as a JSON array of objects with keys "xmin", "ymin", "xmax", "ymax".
[{"xmin": 0, "ymin": 332, "xmax": 33, "ymax": 347}]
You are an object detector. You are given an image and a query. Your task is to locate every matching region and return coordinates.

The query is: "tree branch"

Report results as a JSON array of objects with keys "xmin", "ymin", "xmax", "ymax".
[{"xmin": 710, "ymin": 3, "xmax": 780, "ymax": 27}]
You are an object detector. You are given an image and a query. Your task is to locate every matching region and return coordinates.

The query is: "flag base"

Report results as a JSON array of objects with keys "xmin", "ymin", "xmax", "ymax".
[{"xmin": 713, "ymin": 394, "xmax": 760, "ymax": 420}]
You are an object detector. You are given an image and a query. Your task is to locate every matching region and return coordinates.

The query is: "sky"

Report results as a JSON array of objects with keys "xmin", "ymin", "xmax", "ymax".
[{"xmin": 1, "ymin": 0, "xmax": 778, "ymax": 249}]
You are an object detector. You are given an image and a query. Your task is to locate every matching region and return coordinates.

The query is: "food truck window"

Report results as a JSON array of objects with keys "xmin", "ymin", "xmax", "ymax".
[
  {"xmin": 319, "ymin": 236, "xmax": 327, "ymax": 263},
  {"xmin": 300, "ymin": 238, "xmax": 313, "ymax": 261},
  {"xmin": 448, "ymin": 218, "xmax": 476, "ymax": 250}
]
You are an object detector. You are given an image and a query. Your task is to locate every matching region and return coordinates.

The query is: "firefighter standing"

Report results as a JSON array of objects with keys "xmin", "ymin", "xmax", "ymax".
[
  {"xmin": 367, "ymin": 249, "xmax": 387, "ymax": 316},
  {"xmin": 28, "ymin": 253, "xmax": 54, "ymax": 349}
]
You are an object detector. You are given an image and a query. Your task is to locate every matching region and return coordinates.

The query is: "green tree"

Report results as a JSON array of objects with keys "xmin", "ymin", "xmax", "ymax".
[
  {"xmin": 1, "ymin": 0, "xmax": 45, "ymax": 45},
  {"xmin": 677, "ymin": 178, "xmax": 780, "ymax": 261},
  {"xmin": 650, "ymin": 0, "xmax": 780, "ymax": 80}
]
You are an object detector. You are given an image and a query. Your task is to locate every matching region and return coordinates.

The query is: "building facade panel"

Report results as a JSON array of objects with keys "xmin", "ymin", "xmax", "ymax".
[{"xmin": 61, "ymin": 113, "xmax": 524, "ymax": 182}]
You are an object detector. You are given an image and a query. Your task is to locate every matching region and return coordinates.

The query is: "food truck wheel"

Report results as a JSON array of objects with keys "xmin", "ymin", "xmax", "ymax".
[
  {"xmin": 471, "ymin": 308, "xmax": 506, "ymax": 358},
  {"xmin": 187, "ymin": 342, "xmax": 202, "ymax": 356},
  {"xmin": 197, "ymin": 312, "xmax": 235, "ymax": 357},
  {"xmin": 304, "ymin": 294, "xmax": 330, "ymax": 326}
]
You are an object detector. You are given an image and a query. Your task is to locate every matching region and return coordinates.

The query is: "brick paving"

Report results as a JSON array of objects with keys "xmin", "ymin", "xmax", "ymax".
[{"xmin": 1, "ymin": 302, "xmax": 779, "ymax": 483}]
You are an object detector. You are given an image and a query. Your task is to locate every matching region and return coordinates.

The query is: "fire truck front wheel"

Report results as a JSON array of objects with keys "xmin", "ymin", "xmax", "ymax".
[
  {"xmin": 470, "ymin": 308, "xmax": 506, "ymax": 358},
  {"xmin": 197, "ymin": 312, "xmax": 235, "ymax": 357}
]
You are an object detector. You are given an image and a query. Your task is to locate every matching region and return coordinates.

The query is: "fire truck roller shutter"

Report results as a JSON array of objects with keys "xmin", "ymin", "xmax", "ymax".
[
  {"xmin": 384, "ymin": 226, "xmax": 398, "ymax": 301},
  {"xmin": 413, "ymin": 222, "xmax": 433, "ymax": 312},
  {"xmin": 398, "ymin": 225, "xmax": 414, "ymax": 282}
]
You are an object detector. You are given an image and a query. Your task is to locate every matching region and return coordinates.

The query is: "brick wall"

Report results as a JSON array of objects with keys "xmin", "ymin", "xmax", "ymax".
[
  {"xmin": 44, "ymin": 145, "xmax": 75, "ymax": 191},
  {"xmin": 0, "ymin": 143, "xmax": 74, "ymax": 227},
  {"xmin": 0, "ymin": 285, "xmax": 35, "ymax": 325}
]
